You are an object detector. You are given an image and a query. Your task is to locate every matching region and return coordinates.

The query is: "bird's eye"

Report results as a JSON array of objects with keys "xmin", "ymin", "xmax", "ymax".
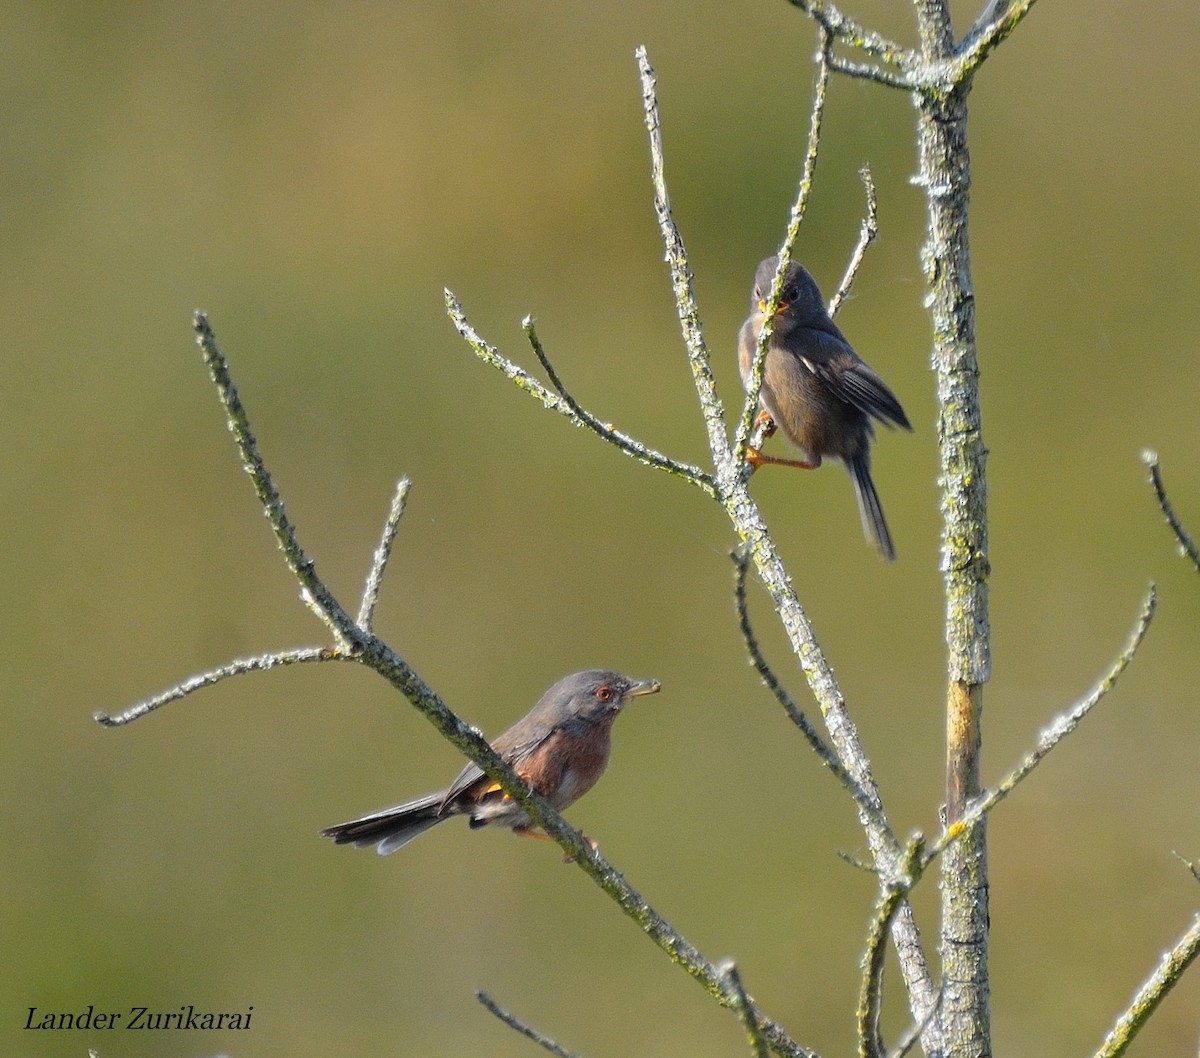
[{"xmin": 595, "ymin": 685, "xmax": 614, "ymax": 702}]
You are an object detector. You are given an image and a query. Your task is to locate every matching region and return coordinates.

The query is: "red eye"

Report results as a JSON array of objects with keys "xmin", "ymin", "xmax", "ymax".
[{"xmin": 595, "ymin": 686, "xmax": 614, "ymax": 702}]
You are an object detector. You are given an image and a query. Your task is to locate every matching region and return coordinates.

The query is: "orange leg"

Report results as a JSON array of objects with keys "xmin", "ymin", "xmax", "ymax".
[
  {"xmin": 513, "ymin": 825, "xmax": 598, "ymax": 863},
  {"xmin": 744, "ymin": 410, "xmax": 818, "ymax": 472},
  {"xmin": 745, "ymin": 447, "xmax": 820, "ymax": 471}
]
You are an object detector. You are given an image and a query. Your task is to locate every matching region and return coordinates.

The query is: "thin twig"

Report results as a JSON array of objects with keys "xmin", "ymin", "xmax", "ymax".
[
  {"xmin": 523, "ymin": 317, "xmax": 717, "ymax": 495},
  {"xmin": 443, "ymin": 294, "xmax": 716, "ymax": 498},
  {"xmin": 925, "ymin": 585, "xmax": 1157, "ymax": 865},
  {"xmin": 958, "ymin": 0, "xmax": 1041, "ymax": 80},
  {"xmin": 1174, "ymin": 852, "xmax": 1200, "ymax": 885},
  {"xmin": 780, "ymin": 0, "xmax": 915, "ymax": 69},
  {"xmin": 828, "ymin": 53, "xmax": 914, "ymax": 90},
  {"xmin": 1142, "ymin": 450, "xmax": 1200, "ymax": 572},
  {"xmin": 476, "ymin": 992, "xmax": 583, "ymax": 1058},
  {"xmin": 1090, "ymin": 911, "xmax": 1200, "ymax": 1058},
  {"xmin": 191, "ymin": 313, "xmax": 350, "ymax": 644},
  {"xmin": 732, "ymin": 551, "xmax": 896, "ymax": 850},
  {"xmin": 733, "ymin": 28, "xmax": 833, "ymax": 465},
  {"xmin": 857, "ymin": 837, "xmax": 925, "ymax": 1058},
  {"xmin": 828, "ymin": 166, "xmax": 880, "ymax": 318},
  {"xmin": 95, "ymin": 647, "xmax": 335, "ymax": 727},
  {"xmin": 637, "ymin": 47, "xmax": 730, "ymax": 471},
  {"xmin": 719, "ymin": 961, "xmax": 771, "ymax": 1058},
  {"xmin": 358, "ymin": 476, "xmax": 412, "ymax": 631}
]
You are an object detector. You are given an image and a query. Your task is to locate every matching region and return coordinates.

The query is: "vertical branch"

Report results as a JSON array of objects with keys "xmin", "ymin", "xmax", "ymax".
[
  {"xmin": 914, "ymin": 1, "xmax": 991, "ymax": 1054},
  {"xmin": 637, "ymin": 48, "xmax": 729, "ymax": 468}
]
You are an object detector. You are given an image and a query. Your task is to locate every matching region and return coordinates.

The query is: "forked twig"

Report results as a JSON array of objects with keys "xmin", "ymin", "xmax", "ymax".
[
  {"xmin": 522, "ymin": 317, "xmax": 716, "ymax": 495},
  {"xmin": 780, "ymin": 0, "xmax": 913, "ymax": 70},
  {"xmin": 445, "ymin": 293, "xmax": 716, "ymax": 497},
  {"xmin": 104, "ymin": 313, "xmax": 814, "ymax": 1058}
]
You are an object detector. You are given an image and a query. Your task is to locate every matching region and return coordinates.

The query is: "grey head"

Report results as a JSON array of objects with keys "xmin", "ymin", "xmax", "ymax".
[
  {"xmin": 528, "ymin": 669, "xmax": 662, "ymax": 735},
  {"xmin": 751, "ymin": 256, "xmax": 835, "ymax": 338}
]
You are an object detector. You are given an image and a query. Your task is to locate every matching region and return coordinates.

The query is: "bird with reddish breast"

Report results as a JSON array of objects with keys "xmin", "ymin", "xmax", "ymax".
[
  {"xmin": 739, "ymin": 255, "xmax": 912, "ymax": 561},
  {"xmin": 322, "ymin": 669, "xmax": 660, "ymax": 854}
]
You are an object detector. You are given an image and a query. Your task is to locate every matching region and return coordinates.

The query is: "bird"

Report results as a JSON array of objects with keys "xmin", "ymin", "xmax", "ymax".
[
  {"xmin": 738, "ymin": 255, "xmax": 912, "ymax": 561},
  {"xmin": 321, "ymin": 669, "xmax": 661, "ymax": 854}
]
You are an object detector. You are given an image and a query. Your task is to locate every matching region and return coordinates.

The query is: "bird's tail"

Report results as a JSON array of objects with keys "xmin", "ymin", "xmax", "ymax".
[
  {"xmin": 321, "ymin": 791, "xmax": 449, "ymax": 855},
  {"xmin": 848, "ymin": 454, "xmax": 896, "ymax": 562}
]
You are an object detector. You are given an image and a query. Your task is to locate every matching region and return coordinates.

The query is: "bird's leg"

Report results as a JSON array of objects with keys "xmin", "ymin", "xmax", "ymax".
[
  {"xmin": 745, "ymin": 447, "xmax": 821, "ymax": 472},
  {"xmin": 512, "ymin": 825, "xmax": 598, "ymax": 863},
  {"xmin": 745, "ymin": 410, "xmax": 818, "ymax": 473}
]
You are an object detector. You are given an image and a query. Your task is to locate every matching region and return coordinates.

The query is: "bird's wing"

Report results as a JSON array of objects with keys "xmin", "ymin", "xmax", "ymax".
[
  {"xmin": 437, "ymin": 716, "xmax": 559, "ymax": 813},
  {"xmin": 804, "ymin": 330, "xmax": 912, "ymax": 431}
]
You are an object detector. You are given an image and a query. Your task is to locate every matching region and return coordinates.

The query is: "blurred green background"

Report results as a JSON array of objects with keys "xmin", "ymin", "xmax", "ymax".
[{"xmin": 3, "ymin": 2, "xmax": 1198, "ymax": 1056}]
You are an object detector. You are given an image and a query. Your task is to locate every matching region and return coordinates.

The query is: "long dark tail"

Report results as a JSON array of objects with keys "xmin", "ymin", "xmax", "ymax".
[
  {"xmin": 321, "ymin": 791, "xmax": 449, "ymax": 855},
  {"xmin": 848, "ymin": 454, "xmax": 896, "ymax": 562}
]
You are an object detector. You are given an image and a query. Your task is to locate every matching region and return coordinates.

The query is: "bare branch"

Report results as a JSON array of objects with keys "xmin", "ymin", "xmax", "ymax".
[
  {"xmin": 1174, "ymin": 851, "xmax": 1200, "ymax": 885},
  {"xmin": 829, "ymin": 53, "xmax": 914, "ymax": 90},
  {"xmin": 1142, "ymin": 450, "xmax": 1200, "ymax": 572},
  {"xmin": 1090, "ymin": 911, "xmax": 1200, "ymax": 1058},
  {"xmin": 781, "ymin": 0, "xmax": 916, "ymax": 69},
  {"xmin": 111, "ymin": 315, "xmax": 814, "ymax": 1058},
  {"xmin": 444, "ymin": 294, "xmax": 715, "ymax": 497},
  {"xmin": 94, "ymin": 647, "xmax": 335, "ymax": 727},
  {"xmin": 358, "ymin": 476, "xmax": 412, "ymax": 631},
  {"xmin": 522, "ymin": 317, "xmax": 717, "ymax": 496},
  {"xmin": 636, "ymin": 47, "xmax": 730, "ymax": 471},
  {"xmin": 959, "ymin": 0, "xmax": 1041, "ymax": 79},
  {"xmin": 719, "ymin": 960, "xmax": 771, "ymax": 1058},
  {"xmin": 476, "ymin": 992, "xmax": 584, "ymax": 1058},
  {"xmin": 732, "ymin": 551, "xmax": 897, "ymax": 850},
  {"xmin": 926, "ymin": 585, "xmax": 1157, "ymax": 865},
  {"xmin": 828, "ymin": 166, "xmax": 880, "ymax": 318},
  {"xmin": 191, "ymin": 312, "xmax": 352, "ymax": 644}
]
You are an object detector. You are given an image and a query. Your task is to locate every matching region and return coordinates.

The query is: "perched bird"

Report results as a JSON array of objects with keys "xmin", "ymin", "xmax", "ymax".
[
  {"xmin": 321, "ymin": 669, "xmax": 660, "ymax": 854},
  {"xmin": 738, "ymin": 255, "xmax": 912, "ymax": 561}
]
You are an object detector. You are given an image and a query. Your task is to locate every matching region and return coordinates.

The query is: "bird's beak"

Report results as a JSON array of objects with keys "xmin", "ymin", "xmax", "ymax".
[
  {"xmin": 624, "ymin": 678, "xmax": 661, "ymax": 700},
  {"xmin": 757, "ymin": 298, "xmax": 788, "ymax": 315}
]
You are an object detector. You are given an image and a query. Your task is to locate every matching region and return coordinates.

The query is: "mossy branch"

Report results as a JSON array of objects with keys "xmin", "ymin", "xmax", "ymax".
[{"xmin": 101, "ymin": 314, "xmax": 813, "ymax": 1058}]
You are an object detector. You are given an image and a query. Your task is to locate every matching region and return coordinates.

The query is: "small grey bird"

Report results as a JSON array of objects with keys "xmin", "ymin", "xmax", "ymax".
[
  {"xmin": 321, "ymin": 670, "xmax": 660, "ymax": 854},
  {"xmin": 738, "ymin": 255, "xmax": 912, "ymax": 560}
]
